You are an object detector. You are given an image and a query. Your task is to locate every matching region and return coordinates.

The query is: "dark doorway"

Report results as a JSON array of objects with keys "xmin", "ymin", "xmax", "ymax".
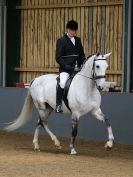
[{"xmin": 6, "ymin": 0, "xmax": 21, "ymax": 86}]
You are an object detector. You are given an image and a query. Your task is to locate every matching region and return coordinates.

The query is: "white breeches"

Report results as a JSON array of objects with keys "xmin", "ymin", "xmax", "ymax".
[{"xmin": 59, "ymin": 72, "xmax": 70, "ymax": 88}]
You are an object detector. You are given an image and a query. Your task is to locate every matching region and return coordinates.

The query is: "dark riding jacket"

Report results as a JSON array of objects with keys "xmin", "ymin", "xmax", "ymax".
[{"xmin": 56, "ymin": 34, "xmax": 85, "ymax": 74}]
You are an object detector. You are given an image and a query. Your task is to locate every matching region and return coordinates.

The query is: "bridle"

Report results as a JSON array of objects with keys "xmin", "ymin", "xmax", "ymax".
[
  {"xmin": 92, "ymin": 58, "xmax": 106, "ymax": 80},
  {"xmin": 77, "ymin": 57, "xmax": 106, "ymax": 81}
]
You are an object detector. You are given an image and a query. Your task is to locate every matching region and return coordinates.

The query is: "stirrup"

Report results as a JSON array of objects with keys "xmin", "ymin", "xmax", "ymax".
[{"xmin": 55, "ymin": 105, "xmax": 63, "ymax": 113}]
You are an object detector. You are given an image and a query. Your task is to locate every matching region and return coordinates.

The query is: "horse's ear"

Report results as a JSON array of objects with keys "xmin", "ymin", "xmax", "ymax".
[
  {"xmin": 96, "ymin": 52, "xmax": 100, "ymax": 56},
  {"xmin": 104, "ymin": 52, "xmax": 112, "ymax": 58}
]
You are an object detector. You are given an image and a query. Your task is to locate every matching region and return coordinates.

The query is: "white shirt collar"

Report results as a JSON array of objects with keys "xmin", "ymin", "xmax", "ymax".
[
  {"xmin": 66, "ymin": 33, "xmax": 74, "ymax": 39},
  {"xmin": 66, "ymin": 33, "xmax": 75, "ymax": 45}
]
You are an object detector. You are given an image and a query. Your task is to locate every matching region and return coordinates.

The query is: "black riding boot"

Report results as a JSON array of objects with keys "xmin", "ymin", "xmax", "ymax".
[{"xmin": 55, "ymin": 85, "xmax": 64, "ymax": 113}]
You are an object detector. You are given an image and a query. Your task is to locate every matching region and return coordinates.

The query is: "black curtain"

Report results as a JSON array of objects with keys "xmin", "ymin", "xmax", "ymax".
[{"xmin": 6, "ymin": 0, "xmax": 21, "ymax": 86}]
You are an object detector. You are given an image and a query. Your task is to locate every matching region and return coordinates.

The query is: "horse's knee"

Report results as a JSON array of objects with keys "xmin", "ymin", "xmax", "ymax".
[
  {"xmin": 91, "ymin": 109, "xmax": 104, "ymax": 121},
  {"xmin": 92, "ymin": 112, "xmax": 104, "ymax": 121},
  {"xmin": 104, "ymin": 118, "xmax": 111, "ymax": 127}
]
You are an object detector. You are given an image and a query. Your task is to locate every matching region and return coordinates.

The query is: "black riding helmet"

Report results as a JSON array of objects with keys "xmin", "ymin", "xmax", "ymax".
[{"xmin": 66, "ymin": 20, "xmax": 78, "ymax": 30}]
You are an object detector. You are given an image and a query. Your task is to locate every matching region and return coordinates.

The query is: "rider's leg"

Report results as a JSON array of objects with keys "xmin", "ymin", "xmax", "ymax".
[
  {"xmin": 55, "ymin": 84, "xmax": 64, "ymax": 113},
  {"xmin": 55, "ymin": 72, "xmax": 69, "ymax": 113}
]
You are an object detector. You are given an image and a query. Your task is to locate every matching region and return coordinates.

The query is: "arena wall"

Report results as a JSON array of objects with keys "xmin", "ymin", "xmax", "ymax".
[{"xmin": 0, "ymin": 87, "xmax": 133, "ymax": 144}]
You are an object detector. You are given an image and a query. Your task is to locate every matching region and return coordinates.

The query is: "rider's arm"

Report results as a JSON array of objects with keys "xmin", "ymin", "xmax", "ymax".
[{"xmin": 56, "ymin": 39, "xmax": 74, "ymax": 72}]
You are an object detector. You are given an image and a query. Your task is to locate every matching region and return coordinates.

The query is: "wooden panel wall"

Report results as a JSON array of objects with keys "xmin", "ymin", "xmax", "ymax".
[{"xmin": 16, "ymin": 0, "xmax": 123, "ymax": 84}]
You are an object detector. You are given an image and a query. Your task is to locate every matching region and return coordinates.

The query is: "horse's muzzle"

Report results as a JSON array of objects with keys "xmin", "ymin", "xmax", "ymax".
[{"xmin": 97, "ymin": 85, "xmax": 103, "ymax": 91}]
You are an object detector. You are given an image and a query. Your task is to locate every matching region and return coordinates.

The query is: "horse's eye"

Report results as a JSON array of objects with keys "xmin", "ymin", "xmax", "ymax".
[{"xmin": 96, "ymin": 65, "xmax": 100, "ymax": 69}]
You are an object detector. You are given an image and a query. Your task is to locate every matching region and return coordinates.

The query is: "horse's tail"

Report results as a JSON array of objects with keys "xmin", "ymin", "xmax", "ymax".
[{"xmin": 4, "ymin": 90, "xmax": 33, "ymax": 131}]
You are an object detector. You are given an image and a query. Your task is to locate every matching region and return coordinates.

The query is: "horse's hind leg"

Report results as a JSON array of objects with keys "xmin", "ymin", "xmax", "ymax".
[
  {"xmin": 43, "ymin": 122, "xmax": 61, "ymax": 149},
  {"xmin": 91, "ymin": 108, "xmax": 114, "ymax": 149},
  {"xmin": 33, "ymin": 104, "xmax": 61, "ymax": 151},
  {"xmin": 69, "ymin": 113, "xmax": 79, "ymax": 155},
  {"xmin": 33, "ymin": 122, "xmax": 41, "ymax": 151}
]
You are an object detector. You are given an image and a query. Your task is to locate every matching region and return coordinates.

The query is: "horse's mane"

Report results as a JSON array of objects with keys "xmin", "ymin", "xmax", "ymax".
[{"xmin": 81, "ymin": 54, "xmax": 95, "ymax": 72}]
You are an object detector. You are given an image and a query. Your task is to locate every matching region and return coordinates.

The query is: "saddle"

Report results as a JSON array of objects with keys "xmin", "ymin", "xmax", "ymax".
[{"xmin": 56, "ymin": 72, "xmax": 77, "ymax": 112}]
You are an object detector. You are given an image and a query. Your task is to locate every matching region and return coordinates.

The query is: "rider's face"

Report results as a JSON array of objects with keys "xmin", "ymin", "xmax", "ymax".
[{"xmin": 67, "ymin": 28, "xmax": 77, "ymax": 37}]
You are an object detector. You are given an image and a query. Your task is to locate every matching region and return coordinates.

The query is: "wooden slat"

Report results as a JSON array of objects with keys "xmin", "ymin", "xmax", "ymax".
[
  {"xmin": 72, "ymin": 0, "xmax": 77, "ymax": 20},
  {"xmin": 49, "ymin": 0, "xmax": 53, "ymax": 68},
  {"xmin": 92, "ymin": 5, "xmax": 97, "ymax": 53},
  {"xmin": 16, "ymin": 1, "xmax": 123, "ymax": 10},
  {"xmin": 88, "ymin": 7, "xmax": 92, "ymax": 54},
  {"xmin": 105, "ymin": 5, "xmax": 110, "ymax": 53},
  {"xmin": 53, "ymin": 0, "xmax": 58, "ymax": 67},
  {"xmin": 45, "ymin": 0, "xmax": 49, "ymax": 68},
  {"xmin": 64, "ymin": 0, "xmax": 68, "ymax": 29},
  {"xmin": 68, "ymin": 0, "xmax": 73, "ymax": 20},
  {"xmin": 117, "ymin": 5, "xmax": 123, "ymax": 84},
  {"xmin": 84, "ymin": 6, "xmax": 89, "ymax": 56},
  {"xmin": 101, "ymin": 5, "xmax": 105, "ymax": 52},
  {"xmin": 51, "ymin": 0, "xmax": 55, "ymax": 68},
  {"xmin": 38, "ymin": 0, "xmax": 42, "ymax": 68},
  {"xmin": 80, "ymin": 2, "xmax": 85, "ymax": 47},
  {"xmin": 43, "ymin": 0, "xmax": 46, "ymax": 68},
  {"xmin": 105, "ymin": 3, "xmax": 110, "ymax": 82},
  {"xmin": 27, "ymin": 0, "xmax": 33, "ymax": 82},
  {"xmin": 41, "ymin": 0, "xmax": 44, "ymax": 70},
  {"xmin": 109, "ymin": 5, "xmax": 114, "ymax": 82},
  {"xmin": 76, "ymin": 0, "xmax": 81, "ymax": 37},
  {"xmin": 33, "ymin": 0, "xmax": 38, "ymax": 80},
  {"xmin": 21, "ymin": 0, "xmax": 28, "ymax": 82},
  {"xmin": 114, "ymin": 4, "xmax": 119, "ymax": 83},
  {"xmin": 20, "ymin": 0, "xmax": 24, "ymax": 82},
  {"xmin": 97, "ymin": 4, "xmax": 101, "ymax": 52}
]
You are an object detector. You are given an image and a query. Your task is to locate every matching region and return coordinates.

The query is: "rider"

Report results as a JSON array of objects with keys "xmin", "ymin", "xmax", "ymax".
[{"xmin": 55, "ymin": 20, "xmax": 86, "ymax": 113}]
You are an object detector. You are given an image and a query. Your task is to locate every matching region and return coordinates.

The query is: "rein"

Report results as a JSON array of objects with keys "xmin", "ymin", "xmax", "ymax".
[{"xmin": 77, "ymin": 73, "xmax": 93, "ymax": 80}]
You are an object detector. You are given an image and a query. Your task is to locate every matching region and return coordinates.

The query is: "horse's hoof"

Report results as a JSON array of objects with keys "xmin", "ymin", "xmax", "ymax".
[
  {"xmin": 34, "ymin": 148, "xmax": 40, "ymax": 152},
  {"xmin": 70, "ymin": 148, "xmax": 77, "ymax": 155},
  {"xmin": 105, "ymin": 141, "xmax": 113, "ymax": 150},
  {"xmin": 55, "ymin": 145, "xmax": 62, "ymax": 150},
  {"xmin": 105, "ymin": 145, "xmax": 112, "ymax": 150}
]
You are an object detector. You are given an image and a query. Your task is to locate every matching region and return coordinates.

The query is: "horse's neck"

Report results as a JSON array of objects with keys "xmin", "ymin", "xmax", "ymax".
[
  {"xmin": 76, "ymin": 57, "xmax": 96, "ymax": 93},
  {"xmin": 78, "ymin": 56, "xmax": 94, "ymax": 82},
  {"xmin": 80, "ymin": 56, "xmax": 94, "ymax": 77}
]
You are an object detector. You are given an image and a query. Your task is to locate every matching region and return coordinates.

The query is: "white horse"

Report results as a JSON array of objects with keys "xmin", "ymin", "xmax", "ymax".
[{"xmin": 5, "ymin": 52, "xmax": 114, "ymax": 155}]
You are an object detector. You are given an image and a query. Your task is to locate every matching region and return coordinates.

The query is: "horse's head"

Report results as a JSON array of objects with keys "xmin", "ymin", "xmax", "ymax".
[
  {"xmin": 81, "ymin": 52, "xmax": 111, "ymax": 90},
  {"xmin": 92, "ymin": 52, "xmax": 111, "ymax": 90}
]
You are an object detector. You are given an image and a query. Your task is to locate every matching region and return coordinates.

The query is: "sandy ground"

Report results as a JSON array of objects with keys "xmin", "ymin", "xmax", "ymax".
[{"xmin": 0, "ymin": 131, "xmax": 133, "ymax": 177}]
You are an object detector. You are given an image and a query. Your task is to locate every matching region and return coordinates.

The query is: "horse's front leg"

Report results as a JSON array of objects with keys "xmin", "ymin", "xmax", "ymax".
[
  {"xmin": 104, "ymin": 118, "xmax": 114, "ymax": 149},
  {"xmin": 91, "ymin": 108, "xmax": 114, "ymax": 149},
  {"xmin": 70, "ymin": 114, "xmax": 79, "ymax": 155}
]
